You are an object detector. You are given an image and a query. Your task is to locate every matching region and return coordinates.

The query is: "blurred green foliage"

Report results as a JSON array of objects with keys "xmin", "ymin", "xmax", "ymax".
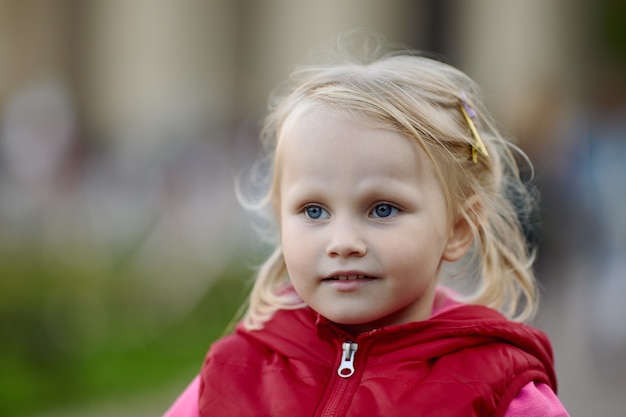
[{"xmin": 0, "ymin": 248, "xmax": 249, "ymax": 417}]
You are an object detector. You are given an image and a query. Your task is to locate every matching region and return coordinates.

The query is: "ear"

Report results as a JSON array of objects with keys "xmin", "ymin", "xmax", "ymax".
[{"xmin": 442, "ymin": 195, "xmax": 481, "ymax": 262}]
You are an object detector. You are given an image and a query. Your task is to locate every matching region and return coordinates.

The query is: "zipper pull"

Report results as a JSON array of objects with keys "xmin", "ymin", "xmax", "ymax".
[{"xmin": 337, "ymin": 342, "xmax": 358, "ymax": 378}]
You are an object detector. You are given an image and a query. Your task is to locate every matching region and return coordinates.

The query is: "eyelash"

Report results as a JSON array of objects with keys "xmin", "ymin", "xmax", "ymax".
[{"xmin": 301, "ymin": 203, "xmax": 400, "ymax": 220}]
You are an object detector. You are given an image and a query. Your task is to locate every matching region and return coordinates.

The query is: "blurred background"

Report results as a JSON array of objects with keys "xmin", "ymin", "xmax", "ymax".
[{"xmin": 0, "ymin": 0, "xmax": 624, "ymax": 415}]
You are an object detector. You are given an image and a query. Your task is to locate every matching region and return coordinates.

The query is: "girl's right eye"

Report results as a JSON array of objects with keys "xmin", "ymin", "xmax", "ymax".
[{"xmin": 303, "ymin": 205, "xmax": 329, "ymax": 220}]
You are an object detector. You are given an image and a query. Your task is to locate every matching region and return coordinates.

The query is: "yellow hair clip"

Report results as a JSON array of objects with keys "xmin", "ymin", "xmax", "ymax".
[{"xmin": 459, "ymin": 97, "xmax": 489, "ymax": 163}]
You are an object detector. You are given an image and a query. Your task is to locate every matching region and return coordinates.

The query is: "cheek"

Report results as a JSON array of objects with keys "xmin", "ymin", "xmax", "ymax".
[
  {"xmin": 280, "ymin": 217, "xmax": 296, "ymax": 251},
  {"xmin": 381, "ymin": 226, "xmax": 446, "ymax": 267},
  {"xmin": 280, "ymin": 220, "xmax": 311, "ymax": 274}
]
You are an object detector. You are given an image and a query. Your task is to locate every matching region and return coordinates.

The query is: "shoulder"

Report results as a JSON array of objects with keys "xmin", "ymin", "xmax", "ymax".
[
  {"xmin": 431, "ymin": 299, "xmax": 557, "ymax": 386},
  {"xmin": 198, "ymin": 308, "xmax": 332, "ymax": 416},
  {"xmin": 417, "ymin": 305, "xmax": 558, "ymax": 415},
  {"xmin": 203, "ymin": 306, "xmax": 321, "ymax": 369},
  {"xmin": 504, "ymin": 382, "xmax": 569, "ymax": 417}
]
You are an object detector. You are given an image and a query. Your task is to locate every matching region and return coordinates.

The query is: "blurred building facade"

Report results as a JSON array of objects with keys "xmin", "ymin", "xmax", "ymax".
[
  {"xmin": 0, "ymin": 0, "xmax": 589, "ymax": 268},
  {"xmin": 0, "ymin": 1, "xmax": 587, "ymax": 143}
]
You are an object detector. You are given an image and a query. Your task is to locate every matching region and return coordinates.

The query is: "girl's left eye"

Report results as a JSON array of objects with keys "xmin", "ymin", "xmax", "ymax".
[{"xmin": 370, "ymin": 203, "xmax": 399, "ymax": 218}]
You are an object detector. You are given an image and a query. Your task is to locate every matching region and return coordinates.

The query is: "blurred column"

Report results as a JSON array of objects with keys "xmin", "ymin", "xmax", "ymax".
[
  {"xmin": 0, "ymin": 1, "xmax": 78, "ymax": 248},
  {"xmin": 453, "ymin": 0, "xmax": 586, "ymax": 136},
  {"xmin": 0, "ymin": 0, "xmax": 73, "ymax": 108},
  {"xmin": 74, "ymin": 0, "xmax": 238, "ymax": 145},
  {"xmin": 232, "ymin": 0, "xmax": 417, "ymax": 115},
  {"xmin": 67, "ymin": 1, "xmax": 247, "ymax": 320}
]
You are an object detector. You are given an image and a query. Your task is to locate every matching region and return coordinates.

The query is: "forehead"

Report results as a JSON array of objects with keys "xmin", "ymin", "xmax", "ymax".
[
  {"xmin": 280, "ymin": 100, "xmax": 382, "ymax": 143},
  {"xmin": 277, "ymin": 104, "xmax": 437, "ymax": 185}
]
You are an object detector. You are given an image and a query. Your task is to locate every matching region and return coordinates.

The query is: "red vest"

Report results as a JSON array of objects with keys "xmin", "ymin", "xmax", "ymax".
[{"xmin": 199, "ymin": 303, "xmax": 556, "ymax": 417}]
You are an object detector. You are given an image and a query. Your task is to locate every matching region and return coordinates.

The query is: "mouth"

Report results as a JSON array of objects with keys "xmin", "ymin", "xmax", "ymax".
[{"xmin": 322, "ymin": 274, "xmax": 376, "ymax": 281}]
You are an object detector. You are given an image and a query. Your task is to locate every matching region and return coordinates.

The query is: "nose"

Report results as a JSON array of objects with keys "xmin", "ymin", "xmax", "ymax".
[{"xmin": 325, "ymin": 218, "xmax": 367, "ymax": 258}]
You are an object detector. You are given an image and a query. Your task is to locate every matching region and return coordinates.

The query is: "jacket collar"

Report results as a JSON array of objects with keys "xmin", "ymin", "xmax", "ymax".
[{"xmin": 238, "ymin": 286, "xmax": 557, "ymax": 390}]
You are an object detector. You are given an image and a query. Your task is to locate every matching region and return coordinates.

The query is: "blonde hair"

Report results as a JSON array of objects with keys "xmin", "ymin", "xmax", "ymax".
[{"xmin": 241, "ymin": 50, "xmax": 539, "ymax": 330}]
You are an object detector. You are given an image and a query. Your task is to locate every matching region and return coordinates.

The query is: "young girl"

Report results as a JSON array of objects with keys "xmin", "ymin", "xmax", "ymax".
[{"xmin": 164, "ymin": 49, "xmax": 569, "ymax": 416}]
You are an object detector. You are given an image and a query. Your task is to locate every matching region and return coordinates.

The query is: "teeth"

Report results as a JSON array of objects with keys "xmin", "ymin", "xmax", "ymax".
[{"xmin": 335, "ymin": 275, "xmax": 365, "ymax": 280}]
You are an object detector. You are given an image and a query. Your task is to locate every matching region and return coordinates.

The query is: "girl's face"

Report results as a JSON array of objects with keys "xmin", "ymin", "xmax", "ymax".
[{"xmin": 278, "ymin": 106, "xmax": 471, "ymax": 334}]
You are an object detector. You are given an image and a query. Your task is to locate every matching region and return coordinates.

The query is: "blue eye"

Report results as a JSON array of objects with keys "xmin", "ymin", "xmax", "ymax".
[
  {"xmin": 304, "ymin": 205, "xmax": 329, "ymax": 220},
  {"xmin": 371, "ymin": 204, "xmax": 399, "ymax": 218}
]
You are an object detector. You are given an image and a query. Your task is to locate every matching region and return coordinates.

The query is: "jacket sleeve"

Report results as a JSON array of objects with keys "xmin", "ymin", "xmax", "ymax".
[
  {"xmin": 503, "ymin": 382, "xmax": 569, "ymax": 417},
  {"xmin": 162, "ymin": 376, "xmax": 200, "ymax": 417}
]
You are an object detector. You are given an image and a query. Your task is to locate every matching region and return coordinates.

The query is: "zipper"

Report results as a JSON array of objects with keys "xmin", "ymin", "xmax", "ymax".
[
  {"xmin": 337, "ymin": 341, "xmax": 358, "ymax": 378},
  {"xmin": 315, "ymin": 341, "xmax": 360, "ymax": 416}
]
